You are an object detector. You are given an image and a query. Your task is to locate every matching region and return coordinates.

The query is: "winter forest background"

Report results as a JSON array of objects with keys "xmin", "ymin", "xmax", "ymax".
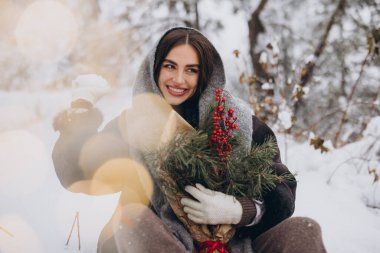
[{"xmin": 0, "ymin": 0, "xmax": 379, "ymax": 252}]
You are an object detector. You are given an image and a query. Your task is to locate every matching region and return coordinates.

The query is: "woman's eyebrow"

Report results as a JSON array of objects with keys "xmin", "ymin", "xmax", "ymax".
[
  {"xmin": 163, "ymin": 59, "xmax": 199, "ymax": 68},
  {"xmin": 163, "ymin": 59, "xmax": 177, "ymax": 65},
  {"xmin": 187, "ymin": 64, "xmax": 200, "ymax": 68}
]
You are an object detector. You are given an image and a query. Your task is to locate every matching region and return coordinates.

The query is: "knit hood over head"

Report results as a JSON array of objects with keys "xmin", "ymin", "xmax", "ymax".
[
  {"xmin": 132, "ymin": 26, "xmax": 253, "ymax": 155},
  {"xmin": 133, "ymin": 27, "xmax": 226, "ymax": 95}
]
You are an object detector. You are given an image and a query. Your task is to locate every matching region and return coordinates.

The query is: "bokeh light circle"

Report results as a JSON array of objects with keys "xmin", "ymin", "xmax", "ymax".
[
  {"xmin": 0, "ymin": 130, "xmax": 49, "ymax": 197},
  {"xmin": 92, "ymin": 158, "xmax": 154, "ymax": 206},
  {"xmin": 14, "ymin": 1, "xmax": 78, "ymax": 62},
  {"xmin": 79, "ymin": 132, "xmax": 129, "ymax": 179},
  {"xmin": 119, "ymin": 93, "xmax": 175, "ymax": 151}
]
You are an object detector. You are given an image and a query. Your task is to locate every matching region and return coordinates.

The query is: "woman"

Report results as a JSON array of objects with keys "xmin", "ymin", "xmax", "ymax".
[{"xmin": 53, "ymin": 27, "xmax": 326, "ymax": 253}]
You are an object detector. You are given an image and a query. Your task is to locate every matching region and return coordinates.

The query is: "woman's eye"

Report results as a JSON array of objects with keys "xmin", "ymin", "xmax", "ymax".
[
  {"xmin": 163, "ymin": 64, "xmax": 175, "ymax": 70},
  {"xmin": 187, "ymin": 68, "xmax": 199, "ymax": 74}
]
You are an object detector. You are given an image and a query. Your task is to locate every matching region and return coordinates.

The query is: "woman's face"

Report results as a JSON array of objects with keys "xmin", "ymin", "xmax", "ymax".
[{"xmin": 158, "ymin": 44, "xmax": 200, "ymax": 106}]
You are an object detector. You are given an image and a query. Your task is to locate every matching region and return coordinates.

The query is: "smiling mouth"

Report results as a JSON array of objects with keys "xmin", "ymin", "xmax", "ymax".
[{"xmin": 167, "ymin": 85, "xmax": 188, "ymax": 96}]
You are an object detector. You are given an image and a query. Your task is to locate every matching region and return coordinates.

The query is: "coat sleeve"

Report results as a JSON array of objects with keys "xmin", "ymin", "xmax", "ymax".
[
  {"xmin": 238, "ymin": 116, "xmax": 297, "ymax": 238},
  {"xmin": 52, "ymin": 107, "xmax": 129, "ymax": 190}
]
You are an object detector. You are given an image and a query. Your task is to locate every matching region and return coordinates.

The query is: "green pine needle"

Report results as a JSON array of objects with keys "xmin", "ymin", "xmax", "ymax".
[
  {"xmin": 154, "ymin": 104, "xmax": 294, "ymax": 200},
  {"xmin": 155, "ymin": 131, "xmax": 293, "ymax": 199}
]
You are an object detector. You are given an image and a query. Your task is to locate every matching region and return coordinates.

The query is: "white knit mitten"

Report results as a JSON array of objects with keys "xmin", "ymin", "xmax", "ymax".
[{"xmin": 181, "ymin": 183, "xmax": 243, "ymax": 225}]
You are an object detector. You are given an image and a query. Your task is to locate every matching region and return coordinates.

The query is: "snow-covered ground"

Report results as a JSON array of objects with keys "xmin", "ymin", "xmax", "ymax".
[{"xmin": 0, "ymin": 89, "xmax": 379, "ymax": 253}]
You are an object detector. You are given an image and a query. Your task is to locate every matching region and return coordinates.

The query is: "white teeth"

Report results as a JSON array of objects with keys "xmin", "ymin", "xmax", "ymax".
[{"xmin": 168, "ymin": 86, "xmax": 186, "ymax": 93}]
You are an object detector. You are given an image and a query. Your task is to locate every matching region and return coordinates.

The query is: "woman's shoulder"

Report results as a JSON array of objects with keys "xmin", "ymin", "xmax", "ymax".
[{"xmin": 251, "ymin": 115, "xmax": 276, "ymax": 144}]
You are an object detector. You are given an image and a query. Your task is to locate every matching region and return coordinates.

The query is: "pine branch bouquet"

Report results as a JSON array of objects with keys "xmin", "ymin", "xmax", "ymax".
[{"xmin": 154, "ymin": 89, "xmax": 291, "ymax": 252}]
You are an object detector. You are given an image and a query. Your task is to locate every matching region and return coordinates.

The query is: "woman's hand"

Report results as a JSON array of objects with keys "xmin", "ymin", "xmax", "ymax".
[{"xmin": 180, "ymin": 184, "xmax": 242, "ymax": 225}]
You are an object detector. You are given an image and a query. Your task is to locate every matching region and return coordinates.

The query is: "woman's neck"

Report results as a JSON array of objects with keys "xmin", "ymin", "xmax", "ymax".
[
  {"xmin": 172, "ymin": 104, "xmax": 184, "ymax": 116},
  {"xmin": 172, "ymin": 98, "xmax": 199, "ymax": 129}
]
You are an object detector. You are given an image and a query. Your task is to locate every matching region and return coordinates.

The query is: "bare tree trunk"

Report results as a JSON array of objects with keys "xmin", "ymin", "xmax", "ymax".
[
  {"xmin": 183, "ymin": 0, "xmax": 199, "ymax": 30},
  {"xmin": 194, "ymin": 0, "xmax": 200, "ymax": 30},
  {"xmin": 248, "ymin": 0, "xmax": 269, "ymax": 81},
  {"xmin": 294, "ymin": 0, "xmax": 346, "ymax": 112},
  {"xmin": 168, "ymin": 0, "xmax": 176, "ymax": 10},
  {"xmin": 183, "ymin": 0, "xmax": 193, "ymax": 28}
]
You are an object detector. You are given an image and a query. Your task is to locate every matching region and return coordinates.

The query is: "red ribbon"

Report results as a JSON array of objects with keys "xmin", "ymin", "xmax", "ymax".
[{"xmin": 198, "ymin": 240, "xmax": 229, "ymax": 253}]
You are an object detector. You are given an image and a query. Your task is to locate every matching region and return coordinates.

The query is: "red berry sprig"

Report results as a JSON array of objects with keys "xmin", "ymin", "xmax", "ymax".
[{"xmin": 210, "ymin": 88, "xmax": 238, "ymax": 161}]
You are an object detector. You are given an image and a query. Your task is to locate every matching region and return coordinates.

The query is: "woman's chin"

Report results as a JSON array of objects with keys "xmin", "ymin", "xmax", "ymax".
[
  {"xmin": 167, "ymin": 99, "xmax": 184, "ymax": 106},
  {"xmin": 164, "ymin": 95, "xmax": 189, "ymax": 106}
]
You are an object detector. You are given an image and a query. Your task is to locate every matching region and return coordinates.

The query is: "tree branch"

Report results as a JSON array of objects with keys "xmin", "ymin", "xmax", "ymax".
[
  {"xmin": 294, "ymin": 0, "xmax": 346, "ymax": 112},
  {"xmin": 333, "ymin": 51, "xmax": 371, "ymax": 147}
]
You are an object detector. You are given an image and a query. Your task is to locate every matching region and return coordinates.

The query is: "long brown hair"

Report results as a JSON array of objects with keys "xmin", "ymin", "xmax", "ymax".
[{"xmin": 153, "ymin": 27, "xmax": 217, "ymax": 99}]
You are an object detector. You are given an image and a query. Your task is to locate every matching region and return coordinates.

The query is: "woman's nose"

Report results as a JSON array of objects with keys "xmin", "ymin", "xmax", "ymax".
[{"xmin": 173, "ymin": 71, "xmax": 185, "ymax": 84}]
